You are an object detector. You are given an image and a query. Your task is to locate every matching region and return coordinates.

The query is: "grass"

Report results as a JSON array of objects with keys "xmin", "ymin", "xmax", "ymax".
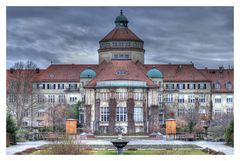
[
  {"xmin": 90, "ymin": 149, "xmax": 207, "ymax": 155},
  {"xmin": 31, "ymin": 149, "xmax": 207, "ymax": 155}
]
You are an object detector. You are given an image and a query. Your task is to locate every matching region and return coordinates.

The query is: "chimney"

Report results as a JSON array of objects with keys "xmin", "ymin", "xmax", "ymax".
[
  {"xmin": 177, "ymin": 65, "xmax": 182, "ymax": 72},
  {"xmin": 219, "ymin": 66, "xmax": 224, "ymax": 73},
  {"xmin": 35, "ymin": 68, "xmax": 40, "ymax": 73},
  {"xmin": 10, "ymin": 68, "xmax": 14, "ymax": 73}
]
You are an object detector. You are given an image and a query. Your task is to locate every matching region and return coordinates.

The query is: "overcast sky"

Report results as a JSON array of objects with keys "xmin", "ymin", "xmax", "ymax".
[{"xmin": 7, "ymin": 7, "xmax": 233, "ymax": 69}]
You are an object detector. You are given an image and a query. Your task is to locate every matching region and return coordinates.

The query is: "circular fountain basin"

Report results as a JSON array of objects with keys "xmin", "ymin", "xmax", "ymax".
[{"xmin": 111, "ymin": 140, "xmax": 129, "ymax": 154}]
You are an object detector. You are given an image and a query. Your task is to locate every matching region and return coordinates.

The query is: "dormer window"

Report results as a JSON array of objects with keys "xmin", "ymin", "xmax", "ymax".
[
  {"xmin": 116, "ymin": 70, "xmax": 128, "ymax": 75},
  {"xmin": 214, "ymin": 81, "xmax": 221, "ymax": 89},
  {"xmin": 225, "ymin": 81, "xmax": 232, "ymax": 90}
]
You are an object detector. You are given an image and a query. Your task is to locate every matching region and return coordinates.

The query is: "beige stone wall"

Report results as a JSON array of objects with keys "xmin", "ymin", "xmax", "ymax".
[
  {"xmin": 212, "ymin": 93, "xmax": 234, "ymax": 113},
  {"xmin": 98, "ymin": 50, "xmax": 144, "ymax": 64}
]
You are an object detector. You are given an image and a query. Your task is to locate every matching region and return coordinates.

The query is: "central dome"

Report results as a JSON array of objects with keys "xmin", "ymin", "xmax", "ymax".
[{"xmin": 98, "ymin": 10, "xmax": 145, "ymax": 64}]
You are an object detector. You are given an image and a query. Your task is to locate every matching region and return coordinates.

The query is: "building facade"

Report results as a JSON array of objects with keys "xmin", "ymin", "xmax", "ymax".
[{"xmin": 7, "ymin": 11, "xmax": 234, "ymax": 134}]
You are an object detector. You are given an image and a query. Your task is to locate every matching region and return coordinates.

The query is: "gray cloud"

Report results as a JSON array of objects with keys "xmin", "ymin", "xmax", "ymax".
[{"xmin": 7, "ymin": 7, "xmax": 233, "ymax": 69}]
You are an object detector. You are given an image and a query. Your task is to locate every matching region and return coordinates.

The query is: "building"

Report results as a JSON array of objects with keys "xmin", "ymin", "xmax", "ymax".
[{"xmin": 6, "ymin": 10, "xmax": 234, "ymax": 134}]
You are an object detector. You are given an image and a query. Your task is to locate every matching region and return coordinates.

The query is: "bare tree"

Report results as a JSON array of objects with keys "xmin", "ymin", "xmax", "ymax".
[
  {"xmin": 7, "ymin": 61, "xmax": 39, "ymax": 128},
  {"xmin": 45, "ymin": 104, "xmax": 67, "ymax": 132}
]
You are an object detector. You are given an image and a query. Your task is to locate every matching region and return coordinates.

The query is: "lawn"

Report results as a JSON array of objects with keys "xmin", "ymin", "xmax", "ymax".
[
  {"xmin": 90, "ymin": 149, "xmax": 207, "ymax": 155},
  {"xmin": 31, "ymin": 149, "xmax": 207, "ymax": 155}
]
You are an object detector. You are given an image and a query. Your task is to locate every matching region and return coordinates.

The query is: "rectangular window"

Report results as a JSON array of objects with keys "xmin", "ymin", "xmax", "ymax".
[
  {"xmin": 178, "ymin": 95, "xmax": 185, "ymax": 103},
  {"xmin": 188, "ymin": 83, "xmax": 195, "ymax": 89},
  {"xmin": 9, "ymin": 94, "xmax": 16, "ymax": 103},
  {"xmin": 188, "ymin": 108, "xmax": 195, "ymax": 114},
  {"xmin": 227, "ymin": 108, "xmax": 233, "ymax": 116},
  {"xmin": 117, "ymin": 92, "xmax": 127, "ymax": 100},
  {"xmin": 166, "ymin": 94, "xmax": 173, "ymax": 103},
  {"xmin": 22, "ymin": 97, "xmax": 28, "ymax": 103},
  {"xmin": 47, "ymin": 84, "xmax": 56, "ymax": 89},
  {"xmin": 48, "ymin": 95, "xmax": 55, "ymax": 103},
  {"xmin": 215, "ymin": 95, "xmax": 221, "ymax": 103},
  {"xmin": 100, "ymin": 107, "xmax": 109, "ymax": 122},
  {"xmin": 37, "ymin": 94, "xmax": 45, "ymax": 103},
  {"xmin": 23, "ymin": 110, "xmax": 29, "ymax": 117},
  {"xmin": 69, "ymin": 84, "xmax": 78, "ymax": 90},
  {"xmin": 199, "ymin": 95, "xmax": 206, "ymax": 103},
  {"xmin": 116, "ymin": 107, "xmax": 127, "ymax": 122},
  {"xmin": 177, "ymin": 83, "xmax": 185, "ymax": 89},
  {"xmin": 100, "ymin": 93, "xmax": 109, "ymax": 101},
  {"xmin": 22, "ymin": 122, "xmax": 28, "ymax": 127},
  {"xmin": 158, "ymin": 94, "xmax": 163, "ymax": 104},
  {"xmin": 124, "ymin": 54, "xmax": 130, "ymax": 59},
  {"xmin": 58, "ymin": 94, "xmax": 65, "ymax": 103},
  {"xmin": 113, "ymin": 54, "xmax": 118, "ymax": 59},
  {"xmin": 166, "ymin": 84, "xmax": 174, "ymax": 90},
  {"xmin": 134, "ymin": 107, "xmax": 143, "ymax": 122},
  {"xmin": 134, "ymin": 93, "xmax": 143, "ymax": 100},
  {"xmin": 188, "ymin": 95, "xmax": 195, "ymax": 103},
  {"xmin": 37, "ymin": 111, "xmax": 44, "ymax": 117},
  {"xmin": 177, "ymin": 108, "xmax": 185, "ymax": 117},
  {"xmin": 37, "ymin": 84, "xmax": 45, "ymax": 89},
  {"xmin": 70, "ymin": 97, "xmax": 77, "ymax": 103},
  {"xmin": 214, "ymin": 109, "xmax": 222, "ymax": 118},
  {"xmin": 227, "ymin": 95, "xmax": 233, "ymax": 103},
  {"xmin": 58, "ymin": 84, "xmax": 64, "ymax": 89},
  {"xmin": 198, "ymin": 83, "xmax": 206, "ymax": 89}
]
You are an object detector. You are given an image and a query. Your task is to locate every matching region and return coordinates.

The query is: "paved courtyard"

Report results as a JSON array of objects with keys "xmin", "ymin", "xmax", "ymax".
[{"xmin": 6, "ymin": 138, "xmax": 234, "ymax": 155}]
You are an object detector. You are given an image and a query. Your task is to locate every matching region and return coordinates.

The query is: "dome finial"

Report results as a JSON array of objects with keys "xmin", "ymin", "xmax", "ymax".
[{"xmin": 114, "ymin": 10, "xmax": 128, "ymax": 28}]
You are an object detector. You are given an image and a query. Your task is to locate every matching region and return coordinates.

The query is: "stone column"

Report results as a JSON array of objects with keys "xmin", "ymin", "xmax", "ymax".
[
  {"xmin": 94, "ymin": 99, "xmax": 100, "ymax": 133},
  {"xmin": 127, "ymin": 98, "xmax": 135, "ymax": 133},
  {"xmin": 109, "ymin": 98, "xmax": 116, "ymax": 133},
  {"xmin": 149, "ymin": 105, "xmax": 159, "ymax": 133},
  {"xmin": 85, "ymin": 105, "xmax": 92, "ymax": 130},
  {"xmin": 143, "ymin": 99, "xmax": 148, "ymax": 133}
]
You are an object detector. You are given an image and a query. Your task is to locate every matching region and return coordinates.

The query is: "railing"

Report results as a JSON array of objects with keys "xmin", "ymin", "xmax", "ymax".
[
  {"xmin": 96, "ymin": 80, "xmax": 147, "ymax": 88},
  {"xmin": 24, "ymin": 132, "xmax": 65, "ymax": 141}
]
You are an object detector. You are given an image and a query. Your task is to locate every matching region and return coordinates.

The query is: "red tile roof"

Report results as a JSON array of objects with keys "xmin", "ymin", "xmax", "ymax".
[
  {"xmin": 141, "ymin": 63, "xmax": 211, "ymax": 82},
  {"xmin": 6, "ymin": 62, "xmax": 234, "ymax": 93},
  {"xmin": 199, "ymin": 69, "xmax": 234, "ymax": 93},
  {"xmin": 100, "ymin": 27, "xmax": 143, "ymax": 42},
  {"xmin": 6, "ymin": 69, "xmax": 44, "ymax": 92},
  {"xmin": 86, "ymin": 60, "xmax": 157, "ymax": 87},
  {"xmin": 33, "ymin": 64, "xmax": 98, "ymax": 82}
]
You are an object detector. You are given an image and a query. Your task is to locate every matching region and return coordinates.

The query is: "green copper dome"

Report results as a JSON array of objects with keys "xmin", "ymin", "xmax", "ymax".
[
  {"xmin": 115, "ymin": 10, "xmax": 128, "ymax": 28},
  {"xmin": 80, "ymin": 67, "xmax": 96, "ymax": 78},
  {"xmin": 147, "ymin": 67, "xmax": 163, "ymax": 78}
]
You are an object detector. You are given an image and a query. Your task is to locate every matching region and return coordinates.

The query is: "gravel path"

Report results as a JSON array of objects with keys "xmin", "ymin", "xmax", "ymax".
[{"xmin": 6, "ymin": 140, "xmax": 50, "ymax": 155}]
